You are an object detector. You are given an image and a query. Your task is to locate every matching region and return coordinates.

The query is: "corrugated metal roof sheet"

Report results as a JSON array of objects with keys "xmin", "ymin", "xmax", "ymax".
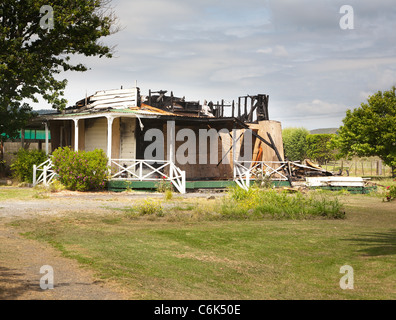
[{"xmin": 87, "ymin": 88, "xmax": 139, "ymax": 110}]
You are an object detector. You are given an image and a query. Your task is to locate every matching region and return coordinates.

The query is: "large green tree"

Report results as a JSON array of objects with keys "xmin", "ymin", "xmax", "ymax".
[
  {"xmin": 306, "ymin": 134, "xmax": 337, "ymax": 165},
  {"xmin": 336, "ymin": 87, "xmax": 396, "ymax": 177},
  {"xmin": 0, "ymin": 0, "xmax": 118, "ymax": 137},
  {"xmin": 0, "ymin": 0, "xmax": 118, "ymax": 172},
  {"xmin": 282, "ymin": 127, "xmax": 310, "ymax": 161}
]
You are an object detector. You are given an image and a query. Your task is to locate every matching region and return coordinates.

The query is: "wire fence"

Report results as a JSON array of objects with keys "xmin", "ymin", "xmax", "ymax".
[{"xmin": 323, "ymin": 157, "xmax": 393, "ymax": 177}]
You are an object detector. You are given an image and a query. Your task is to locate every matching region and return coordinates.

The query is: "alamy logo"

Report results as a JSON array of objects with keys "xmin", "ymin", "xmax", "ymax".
[
  {"xmin": 40, "ymin": 5, "xmax": 54, "ymax": 31},
  {"xmin": 144, "ymin": 121, "xmax": 253, "ymax": 165},
  {"xmin": 339, "ymin": 265, "xmax": 354, "ymax": 290},
  {"xmin": 40, "ymin": 265, "xmax": 54, "ymax": 290},
  {"xmin": 339, "ymin": 5, "xmax": 354, "ymax": 30}
]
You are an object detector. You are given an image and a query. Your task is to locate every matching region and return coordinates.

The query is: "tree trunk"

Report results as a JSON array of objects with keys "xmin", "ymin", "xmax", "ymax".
[
  {"xmin": 0, "ymin": 140, "xmax": 3, "ymax": 161},
  {"xmin": 0, "ymin": 139, "xmax": 4, "ymax": 178}
]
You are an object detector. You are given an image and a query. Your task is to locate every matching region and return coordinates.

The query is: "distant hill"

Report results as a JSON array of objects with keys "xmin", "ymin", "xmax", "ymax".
[
  {"xmin": 310, "ymin": 128, "xmax": 339, "ymax": 135},
  {"xmin": 35, "ymin": 109, "xmax": 59, "ymax": 115}
]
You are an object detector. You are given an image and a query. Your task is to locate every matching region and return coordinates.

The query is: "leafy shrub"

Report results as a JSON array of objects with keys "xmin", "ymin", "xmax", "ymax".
[
  {"xmin": 49, "ymin": 179, "xmax": 67, "ymax": 193},
  {"xmin": 385, "ymin": 185, "xmax": 396, "ymax": 201},
  {"xmin": 156, "ymin": 177, "xmax": 173, "ymax": 200},
  {"xmin": 138, "ymin": 199, "xmax": 164, "ymax": 216},
  {"xmin": 164, "ymin": 189, "xmax": 173, "ymax": 201},
  {"xmin": 223, "ymin": 187, "xmax": 345, "ymax": 220},
  {"xmin": 10, "ymin": 149, "xmax": 48, "ymax": 183},
  {"xmin": 124, "ymin": 199, "xmax": 164, "ymax": 218},
  {"xmin": 282, "ymin": 127, "xmax": 310, "ymax": 161},
  {"xmin": 51, "ymin": 147, "xmax": 109, "ymax": 191},
  {"xmin": 228, "ymin": 185, "xmax": 257, "ymax": 201},
  {"xmin": 306, "ymin": 134, "xmax": 338, "ymax": 165},
  {"xmin": 157, "ymin": 178, "xmax": 173, "ymax": 193}
]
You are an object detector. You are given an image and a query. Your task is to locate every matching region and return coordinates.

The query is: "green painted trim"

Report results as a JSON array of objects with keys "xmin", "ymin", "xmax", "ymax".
[
  {"xmin": 108, "ymin": 179, "xmax": 292, "ymax": 192},
  {"xmin": 1, "ymin": 130, "xmax": 51, "ymax": 140},
  {"xmin": 109, "ymin": 180, "xmax": 376, "ymax": 194},
  {"xmin": 186, "ymin": 181, "xmax": 235, "ymax": 189},
  {"xmin": 109, "ymin": 180, "xmax": 158, "ymax": 190}
]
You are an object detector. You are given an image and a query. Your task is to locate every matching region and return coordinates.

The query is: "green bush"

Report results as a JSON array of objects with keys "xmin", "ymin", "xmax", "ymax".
[
  {"xmin": 10, "ymin": 149, "xmax": 48, "ymax": 183},
  {"xmin": 52, "ymin": 147, "xmax": 109, "ymax": 191},
  {"xmin": 123, "ymin": 199, "xmax": 164, "ymax": 218},
  {"xmin": 164, "ymin": 189, "xmax": 173, "ymax": 201},
  {"xmin": 223, "ymin": 187, "xmax": 345, "ymax": 220},
  {"xmin": 157, "ymin": 178, "xmax": 173, "ymax": 193},
  {"xmin": 385, "ymin": 185, "xmax": 396, "ymax": 201},
  {"xmin": 282, "ymin": 127, "xmax": 310, "ymax": 161},
  {"xmin": 306, "ymin": 134, "xmax": 338, "ymax": 165},
  {"xmin": 138, "ymin": 199, "xmax": 164, "ymax": 216}
]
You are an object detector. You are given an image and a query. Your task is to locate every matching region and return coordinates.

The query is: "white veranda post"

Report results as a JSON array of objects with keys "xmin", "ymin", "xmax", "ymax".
[
  {"xmin": 44, "ymin": 122, "xmax": 49, "ymax": 155},
  {"xmin": 73, "ymin": 119, "xmax": 79, "ymax": 151},
  {"xmin": 167, "ymin": 121, "xmax": 175, "ymax": 179},
  {"xmin": 107, "ymin": 116, "xmax": 114, "ymax": 165}
]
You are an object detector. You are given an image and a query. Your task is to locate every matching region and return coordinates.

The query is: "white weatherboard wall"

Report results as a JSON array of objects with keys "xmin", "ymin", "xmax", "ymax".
[
  {"xmin": 85, "ymin": 118, "xmax": 107, "ymax": 153},
  {"xmin": 120, "ymin": 118, "xmax": 136, "ymax": 159}
]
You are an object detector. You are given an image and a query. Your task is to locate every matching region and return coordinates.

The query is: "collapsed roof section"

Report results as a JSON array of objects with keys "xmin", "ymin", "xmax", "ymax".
[
  {"xmin": 66, "ymin": 86, "xmax": 270, "ymax": 123},
  {"xmin": 72, "ymin": 88, "xmax": 139, "ymax": 111}
]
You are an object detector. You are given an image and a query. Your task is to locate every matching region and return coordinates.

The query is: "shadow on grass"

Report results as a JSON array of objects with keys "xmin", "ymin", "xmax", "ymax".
[
  {"xmin": 0, "ymin": 266, "xmax": 43, "ymax": 300},
  {"xmin": 342, "ymin": 230, "xmax": 396, "ymax": 256},
  {"xmin": 0, "ymin": 266, "xmax": 92, "ymax": 300}
]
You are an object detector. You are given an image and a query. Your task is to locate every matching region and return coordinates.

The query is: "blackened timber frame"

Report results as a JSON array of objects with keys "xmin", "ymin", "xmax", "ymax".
[{"xmin": 237, "ymin": 94, "xmax": 270, "ymax": 123}]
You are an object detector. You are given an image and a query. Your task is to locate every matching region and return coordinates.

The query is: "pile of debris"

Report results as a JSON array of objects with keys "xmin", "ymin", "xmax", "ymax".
[{"xmin": 287, "ymin": 159, "xmax": 334, "ymax": 180}]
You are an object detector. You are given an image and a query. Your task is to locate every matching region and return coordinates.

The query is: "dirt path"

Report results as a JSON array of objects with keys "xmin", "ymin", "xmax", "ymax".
[
  {"xmin": 0, "ymin": 191, "xmax": 136, "ymax": 299},
  {"xmin": 0, "ymin": 223, "xmax": 127, "ymax": 300},
  {"xmin": 0, "ymin": 189, "xmax": 219, "ymax": 300}
]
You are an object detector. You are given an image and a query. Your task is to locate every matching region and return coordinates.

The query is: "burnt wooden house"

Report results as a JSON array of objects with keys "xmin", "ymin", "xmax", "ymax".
[{"xmin": 35, "ymin": 85, "xmax": 286, "ymax": 192}]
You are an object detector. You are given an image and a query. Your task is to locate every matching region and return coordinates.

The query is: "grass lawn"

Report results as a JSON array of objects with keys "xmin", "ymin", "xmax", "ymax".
[
  {"xmin": 0, "ymin": 187, "xmax": 36, "ymax": 201},
  {"xmin": 7, "ymin": 188, "xmax": 395, "ymax": 300}
]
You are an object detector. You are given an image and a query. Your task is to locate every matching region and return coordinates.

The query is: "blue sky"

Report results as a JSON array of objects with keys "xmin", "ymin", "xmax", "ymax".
[{"xmin": 33, "ymin": 0, "xmax": 396, "ymax": 130}]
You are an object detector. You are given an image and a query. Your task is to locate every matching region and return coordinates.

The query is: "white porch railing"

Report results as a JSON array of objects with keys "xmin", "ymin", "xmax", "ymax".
[
  {"xmin": 32, "ymin": 158, "xmax": 187, "ymax": 194},
  {"xmin": 233, "ymin": 161, "xmax": 289, "ymax": 190},
  {"xmin": 111, "ymin": 159, "xmax": 186, "ymax": 194},
  {"xmin": 233, "ymin": 160, "xmax": 332, "ymax": 190},
  {"xmin": 33, "ymin": 158, "xmax": 57, "ymax": 187}
]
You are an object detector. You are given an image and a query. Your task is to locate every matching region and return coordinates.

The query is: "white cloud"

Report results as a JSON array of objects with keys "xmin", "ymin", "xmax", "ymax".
[
  {"xmin": 359, "ymin": 91, "xmax": 374, "ymax": 101},
  {"xmin": 368, "ymin": 69, "xmax": 396, "ymax": 91},
  {"xmin": 28, "ymin": 0, "xmax": 396, "ymax": 131},
  {"xmin": 257, "ymin": 48, "xmax": 273, "ymax": 54},
  {"xmin": 295, "ymin": 100, "xmax": 347, "ymax": 115},
  {"xmin": 257, "ymin": 45, "xmax": 288, "ymax": 57},
  {"xmin": 310, "ymin": 57, "xmax": 396, "ymax": 73}
]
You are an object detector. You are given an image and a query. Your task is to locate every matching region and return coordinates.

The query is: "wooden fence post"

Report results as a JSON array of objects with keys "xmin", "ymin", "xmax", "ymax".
[{"xmin": 377, "ymin": 160, "xmax": 382, "ymax": 176}]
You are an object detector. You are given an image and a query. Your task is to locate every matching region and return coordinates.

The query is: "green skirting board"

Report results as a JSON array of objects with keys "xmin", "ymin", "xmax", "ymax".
[
  {"xmin": 107, "ymin": 179, "xmax": 376, "ymax": 194},
  {"xmin": 107, "ymin": 179, "xmax": 291, "ymax": 192}
]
